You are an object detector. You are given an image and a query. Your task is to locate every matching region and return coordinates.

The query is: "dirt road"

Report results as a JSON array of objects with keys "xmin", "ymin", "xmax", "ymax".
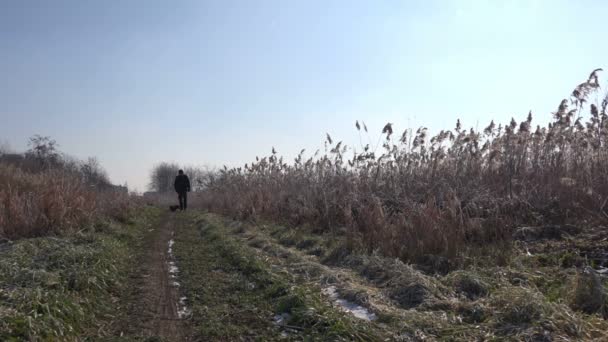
[{"xmin": 127, "ymin": 212, "xmax": 191, "ymax": 341}]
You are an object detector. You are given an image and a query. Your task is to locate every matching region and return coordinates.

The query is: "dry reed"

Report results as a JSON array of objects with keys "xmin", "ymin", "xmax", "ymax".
[{"xmin": 198, "ymin": 69, "xmax": 608, "ymax": 266}]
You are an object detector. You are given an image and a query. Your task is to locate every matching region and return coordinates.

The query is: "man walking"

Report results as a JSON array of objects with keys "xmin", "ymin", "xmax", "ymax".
[{"xmin": 174, "ymin": 169, "xmax": 191, "ymax": 211}]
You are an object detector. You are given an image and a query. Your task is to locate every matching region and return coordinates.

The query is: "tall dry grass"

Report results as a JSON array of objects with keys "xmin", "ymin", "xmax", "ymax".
[
  {"xmin": 199, "ymin": 69, "xmax": 608, "ymax": 266},
  {"xmin": 0, "ymin": 164, "xmax": 134, "ymax": 240}
]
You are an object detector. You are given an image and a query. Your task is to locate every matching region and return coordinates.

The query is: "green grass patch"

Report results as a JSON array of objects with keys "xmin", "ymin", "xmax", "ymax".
[
  {"xmin": 173, "ymin": 213, "xmax": 390, "ymax": 341},
  {"xmin": 0, "ymin": 206, "xmax": 160, "ymax": 341}
]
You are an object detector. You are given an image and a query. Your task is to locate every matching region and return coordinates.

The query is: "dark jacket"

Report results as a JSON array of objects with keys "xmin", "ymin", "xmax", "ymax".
[{"xmin": 174, "ymin": 174, "xmax": 191, "ymax": 193}]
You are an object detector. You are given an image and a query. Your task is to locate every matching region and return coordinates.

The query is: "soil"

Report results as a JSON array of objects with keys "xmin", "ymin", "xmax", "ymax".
[{"xmin": 122, "ymin": 212, "xmax": 192, "ymax": 340}]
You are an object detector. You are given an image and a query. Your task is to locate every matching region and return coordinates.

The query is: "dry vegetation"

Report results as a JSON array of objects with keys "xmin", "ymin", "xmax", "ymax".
[
  {"xmin": 0, "ymin": 137, "xmax": 151, "ymax": 340},
  {"xmin": 187, "ymin": 70, "xmax": 608, "ymax": 339},
  {"xmin": 200, "ymin": 69, "xmax": 608, "ymax": 268},
  {"xmin": 183, "ymin": 212, "xmax": 608, "ymax": 340},
  {"xmin": 0, "ymin": 136, "xmax": 134, "ymax": 240}
]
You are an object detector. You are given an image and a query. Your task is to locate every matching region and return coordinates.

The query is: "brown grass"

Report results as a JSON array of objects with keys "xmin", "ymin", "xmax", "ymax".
[
  {"xmin": 198, "ymin": 69, "xmax": 608, "ymax": 267},
  {"xmin": 0, "ymin": 163, "xmax": 134, "ymax": 240}
]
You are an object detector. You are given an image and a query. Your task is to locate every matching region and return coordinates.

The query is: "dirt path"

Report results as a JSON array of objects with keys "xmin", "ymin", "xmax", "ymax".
[{"xmin": 136, "ymin": 212, "xmax": 191, "ymax": 340}]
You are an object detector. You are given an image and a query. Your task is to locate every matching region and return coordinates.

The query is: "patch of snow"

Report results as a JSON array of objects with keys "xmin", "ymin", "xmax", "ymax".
[
  {"xmin": 166, "ymin": 237, "xmax": 189, "ymax": 319},
  {"xmin": 177, "ymin": 306, "xmax": 191, "ymax": 318},
  {"xmin": 273, "ymin": 313, "xmax": 299, "ymax": 337},
  {"xmin": 168, "ymin": 239, "xmax": 175, "ymax": 255},
  {"xmin": 168, "ymin": 261, "xmax": 179, "ymax": 276},
  {"xmin": 322, "ymin": 286, "xmax": 376, "ymax": 321},
  {"xmin": 177, "ymin": 296, "xmax": 191, "ymax": 318},
  {"xmin": 273, "ymin": 313, "xmax": 290, "ymax": 325}
]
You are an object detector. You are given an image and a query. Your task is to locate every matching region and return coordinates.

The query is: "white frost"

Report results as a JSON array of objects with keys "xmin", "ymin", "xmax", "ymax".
[
  {"xmin": 177, "ymin": 296, "xmax": 191, "ymax": 318},
  {"xmin": 273, "ymin": 313, "xmax": 290, "ymax": 325},
  {"xmin": 322, "ymin": 286, "xmax": 376, "ymax": 321},
  {"xmin": 167, "ymin": 236, "xmax": 190, "ymax": 319},
  {"xmin": 168, "ymin": 261, "xmax": 179, "ymax": 275},
  {"xmin": 168, "ymin": 239, "xmax": 175, "ymax": 255}
]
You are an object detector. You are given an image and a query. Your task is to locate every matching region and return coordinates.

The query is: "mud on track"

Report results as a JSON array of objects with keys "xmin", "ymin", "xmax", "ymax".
[{"xmin": 121, "ymin": 212, "xmax": 191, "ymax": 341}]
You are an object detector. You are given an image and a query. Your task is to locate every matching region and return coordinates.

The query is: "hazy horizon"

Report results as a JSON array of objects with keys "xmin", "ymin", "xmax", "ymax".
[{"xmin": 2, "ymin": 0, "xmax": 607, "ymax": 192}]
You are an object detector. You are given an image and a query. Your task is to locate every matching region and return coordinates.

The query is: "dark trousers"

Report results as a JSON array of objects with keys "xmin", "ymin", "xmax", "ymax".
[{"xmin": 178, "ymin": 191, "xmax": 188, "ymax": 210}]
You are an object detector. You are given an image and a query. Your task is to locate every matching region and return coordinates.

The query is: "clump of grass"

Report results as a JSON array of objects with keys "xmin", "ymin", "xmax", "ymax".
[
  {"xmin": 453, "ymin": 302, "xmax": 487, "ymax": 323},
  {"xmin": 490, "ymin": 287, "xmax": 547, "ymax": 329},
  {"xmin": 484, "ymin": 285, "xmax": 597, "ymax": 339},
  {"xmin": 322, "ymin": 242, "xmax": 352, "ymax": 265},
  {"xmin": 446, "ymin": 270, "xmax": 489, "ymax": 300},
  {"xmin": 277, "ymin": 293, "xmax": 306, "ymax": 314},
  {"xmin": 295, "ymin": 237, "xmax": 319, "ymax": 250},
  {"xmin": 569, "ymin": 267, "xmax": 607, "ymax": 317},
  {"xmin": 338, "ymin": 253, "xmax": 451, "ymax": 309}
]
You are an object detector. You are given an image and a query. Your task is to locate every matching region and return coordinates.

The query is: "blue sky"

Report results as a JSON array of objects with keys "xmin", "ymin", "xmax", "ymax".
[{"xmin": 1, "ymin": 0, "xmax": 606, "ymax": 191}]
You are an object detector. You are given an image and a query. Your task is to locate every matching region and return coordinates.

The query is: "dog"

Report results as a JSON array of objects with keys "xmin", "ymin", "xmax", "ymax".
[{"xmin": 169, "ymin": 205, "xmax": 180, "ymax": 212}]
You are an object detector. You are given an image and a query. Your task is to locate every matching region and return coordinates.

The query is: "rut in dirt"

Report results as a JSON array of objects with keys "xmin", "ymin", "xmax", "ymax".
[{"xmin": 137, "ymin": 212, "xmax": 191, "ymax": 340}]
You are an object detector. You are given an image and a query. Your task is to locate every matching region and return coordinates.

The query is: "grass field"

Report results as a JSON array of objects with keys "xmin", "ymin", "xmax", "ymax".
[
  {"xmin": 177, "ymin": 213, "xmax": 608, "ymax": 340},
  {"xmin": 0, "ymin": 206, "xmax": 160, "ymax": 340}
]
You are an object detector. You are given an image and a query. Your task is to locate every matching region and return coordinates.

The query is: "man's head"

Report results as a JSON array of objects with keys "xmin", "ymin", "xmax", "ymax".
[{"xmin": 178, "ymin": 169, "xmax": 184, "ymax": 175}]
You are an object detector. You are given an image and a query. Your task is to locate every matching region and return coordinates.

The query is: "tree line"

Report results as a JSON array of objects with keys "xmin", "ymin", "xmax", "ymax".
[{"xmin": 148, "ymin": 162, "xmax": 215, "ymax": 193}]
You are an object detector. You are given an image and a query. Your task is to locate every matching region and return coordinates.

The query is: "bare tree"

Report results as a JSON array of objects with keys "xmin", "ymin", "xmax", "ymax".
[
  {"xmin": 148, "ymin": 162, "xmax": 180, "ymax": 192},
  {"xmin": 26, "ymin": 135, "xmax": 60, "ymax": 169},
  {"xmin": 0, "ymin": 140, "xmax": 12, "ymax": 155},
  {"xmin": 81, "ymin": 157, "xmax": 111, "ymax": 189},
  {"xmin": 183, "ymin": 165, "xmax": 216, "ymax": 191}
]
